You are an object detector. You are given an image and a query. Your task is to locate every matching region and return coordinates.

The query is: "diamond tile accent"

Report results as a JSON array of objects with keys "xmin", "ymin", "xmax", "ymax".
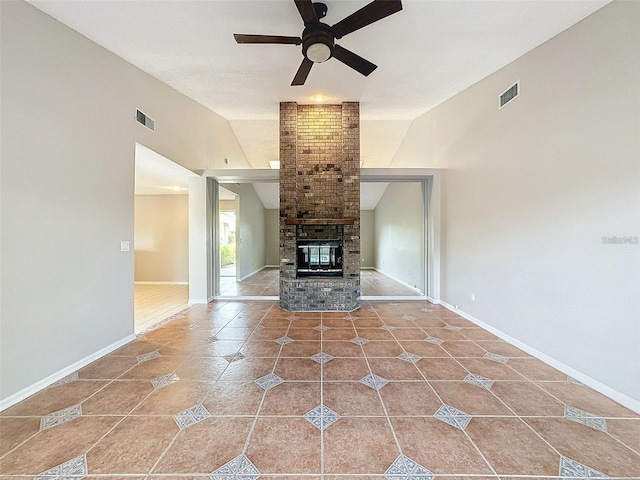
[
  {"xmin": 173, "ymin": 403, "xmax": 211, "ymax": 429},
  {"xmin": 210, "ymin": 454, "xmax": 260, "ymax": 479},
  {"xmin": 310, "ymin": 352, "xmax": 334, "ymax": 364},
  {"xmin": 303, "ymin": 404, "xmax": 341, "ymax": 430},
  {"xmin": 286, "ymin": 315, "xmax": 300, "ymax": 321},
  {"xmin": 565, "ymin": 406, "xmax": 607, "ymax": 432},
  {"xmin": 385, "ymin": 454, "xmax": 434, "ymax": 479},
  {"xmin": 151, "ymin": 373, "xmax": 180, "ymax": 389},
  {"xmin": 40, "ymin": 404, "xmax": 82, "ymax": 431},
  {"xmin": 402, "ymin": 315, "xmax": 417, "ymax": 321},
  {"xmin": 568, "ymin": 376, "xmax": 586, "ymax": 386},
  {"xmin": 484, "ymin": 352, "xmax": 509, "ymax": 363},
  {"xmin": 420, "ymin": 307, "xmax": 436, "ymax": 313},
  {"xmin": 434, "ymin": 404, "xmax": 472, "ymax": 430},
  {"xmin": 274, "ymin": 336, "xmax": 293, "ymax": 345},
  {"xmin": 360, "ymin": 373, "xmax": 389, "ymax": 391},
  {"xmin": 397, "ymin": 352, "xmax": 421, "ymax": 364},
  {"xmin": 560, "ymin": 456, "xmax": 609, "ymax": 479},
  {"xmin": 35, "ymin": 454, "xmax": 87, "ymax": 480},
  {"xmin": 380, "ymin": 325, "xmax": 396, "ymax": 331},
  {"xmin": 343, "ymin": 314, "xmax": 357, "ymax": 321},
  {"xmin": 313, "ymin": 325, "xmax": 329, "ymax": 332},
  {"xmin": 202, "ymin": 335, "xmax": 219, "ymax": 346},
  {"xmin": 136, "ymin": 350, "xmax": 160, "ymax": 363},
  {"xmin": 185, "ymin": 323, "xmax": 200, "ymax": 331},
  {"xmin": 49, "ymin": 372, "xmax": 79, "ymax": 388},
  {"xmin": 254, "ymin": 373, "xmax": 284, "ymax": 390},
  {"xmin": 350, "ymin": 336, "xmax": 369, "ymax": 345},
  {"xmin": 464, "ymin": 373, "xmax": 494, "ymax": 390},
  {"xmin": 223, "ymin": 352, "xmax": 246, "ymax": 363},
  {"xmin": 424, "ymin": 336, "xmax": 444, "ymax": 345},
  {"xmin": 444, "ymin": 325, "xmax": 461, "ymax": 332}
]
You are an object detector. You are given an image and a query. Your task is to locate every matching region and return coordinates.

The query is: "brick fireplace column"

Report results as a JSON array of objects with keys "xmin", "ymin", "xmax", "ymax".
[{"xmin": 279, "ymin": 102, "xmax": 361, "ymax": 311}]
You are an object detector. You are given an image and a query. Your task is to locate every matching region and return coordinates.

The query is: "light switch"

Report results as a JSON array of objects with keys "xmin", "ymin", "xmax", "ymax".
[{"xmin": 120, "ymin": 241, "xmax": 130, "ymax": 252}]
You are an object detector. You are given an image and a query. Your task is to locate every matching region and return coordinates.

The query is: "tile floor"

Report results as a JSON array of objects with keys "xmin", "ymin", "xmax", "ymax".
[
  {"xmin": 4, "ymin": 301, "xmax": 638, "ymax": 479},
  {"xmin": 134, "ymin": 283, "xmax": 190, "ymax": 332},
  {"xmin": 219, "ymin": 268, "xmax": 280, "ymax": 296},
  {"xmin": 360, "ymin": 270, "xmax": 422, "ymax": 297},
  {"xmin": 218, "ymin": 268, "xmax": 421, "ymax": 297}
]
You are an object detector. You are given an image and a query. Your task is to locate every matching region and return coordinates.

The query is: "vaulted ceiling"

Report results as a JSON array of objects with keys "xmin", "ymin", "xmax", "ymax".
[{"xmin": 29, "ymin": 0, "xmax": 610, "ymax": 168}]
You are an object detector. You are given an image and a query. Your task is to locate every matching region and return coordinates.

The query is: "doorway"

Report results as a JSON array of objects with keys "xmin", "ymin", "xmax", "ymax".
[
  {"xmin": 133, "ymin": 143, "xmax": 195, "ymax": 332},
  {"xmin": 219, "ymin": 210, "xmax": 237, "ymax": 278},
  {"xmin": 217, "ymin": 186, "xmax": 240, "ymax": 295}
]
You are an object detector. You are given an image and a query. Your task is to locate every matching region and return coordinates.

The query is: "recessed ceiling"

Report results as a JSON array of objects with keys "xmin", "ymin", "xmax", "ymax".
[
  {"xmin": 134, "ymin": 143, "xmax": 197, "ymax": 195},
  {"xmin": 29, "ymin": 0, "xmax": 611, "ymax": 169}
]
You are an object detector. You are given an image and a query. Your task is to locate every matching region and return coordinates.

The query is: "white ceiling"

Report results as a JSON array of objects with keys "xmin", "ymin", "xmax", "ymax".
[{"xmin": 28, "ymin": 0, "xmax": 610, "ymax": 169}]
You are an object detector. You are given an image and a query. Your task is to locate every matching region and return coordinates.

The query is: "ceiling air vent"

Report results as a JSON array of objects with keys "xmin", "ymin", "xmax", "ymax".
[
  {"xmin": 136, "ymin": 109, "xmax": 155, "ymax": 131},
  {"xmin": 499, "ymin": 82, "xmax": 519, "ymax": 109}
]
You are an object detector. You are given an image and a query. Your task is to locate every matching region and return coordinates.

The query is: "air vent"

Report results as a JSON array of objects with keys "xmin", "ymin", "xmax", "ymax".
[
  {"xmin": 499, "ymin": 82, "xmax": 519, "ymax": 109},
  {"xmin": 136, "ymin": 109, "xmax": 155, "ymax": 131}
]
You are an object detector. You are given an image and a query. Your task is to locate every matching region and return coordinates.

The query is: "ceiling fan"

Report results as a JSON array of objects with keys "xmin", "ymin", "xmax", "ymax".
[{"xmin": 234, "ymin": 0, "xmax": 403, "ymax": 86}]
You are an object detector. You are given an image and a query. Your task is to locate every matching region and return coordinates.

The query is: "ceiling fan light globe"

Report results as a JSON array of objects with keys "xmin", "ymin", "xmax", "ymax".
[{"xmin": 306, "ymin": 42, "xmax": 331, "ymax": 63}]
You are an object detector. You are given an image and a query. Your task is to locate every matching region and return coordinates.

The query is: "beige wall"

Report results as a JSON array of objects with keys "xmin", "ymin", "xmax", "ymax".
[
  {"xmin": 374, "ymin": 183, "xmax": 424, "ymax": 291},
  {"xmin": 265, "ymin": 209, "xmax": 280, "ymax": 266},
  {"xmin": 360, "ymin": 210, "xmax": 375, "ymax": 269},
  {"xmin": 134, "ymin": 195, "xmax": 189, "ymax": 283},
  {"xmin": 392, "ymin": 1, "xmax": 640, "ymax": 406},
  {"xmin": 0, "ymin": 1, "xmax": 249, "ymax": 405}
]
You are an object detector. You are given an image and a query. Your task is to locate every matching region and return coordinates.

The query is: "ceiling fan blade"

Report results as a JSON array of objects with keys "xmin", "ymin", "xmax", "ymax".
[
  {"xmin": 332, "ymin": 44, "xmax": 377, "ymax": 76},
  {"xmin": 234, "ymin": 34, "xmax": 302, "ymax": 45},
  {"xmin": 294, "ymin": 0, "xmax": 318, "ymax": 24},
  {"xmin": 291, "ymin": 57, "xmax": 314, "ymax": 86},
  {"xmin": 331, "ymin": 0, "xmax": 402, "ymax": 39}
]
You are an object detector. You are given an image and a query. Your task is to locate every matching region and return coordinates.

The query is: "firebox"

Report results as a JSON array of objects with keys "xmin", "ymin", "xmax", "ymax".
[{"xmin": 297, "ymin": 240, "xmax": 343, "ymax": 277}]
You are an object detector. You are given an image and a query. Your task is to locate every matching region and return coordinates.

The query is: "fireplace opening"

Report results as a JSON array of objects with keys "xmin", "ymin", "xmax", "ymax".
[{"xmin": 297, "ymin": 240, "xmax": 343, "ymax": 278}]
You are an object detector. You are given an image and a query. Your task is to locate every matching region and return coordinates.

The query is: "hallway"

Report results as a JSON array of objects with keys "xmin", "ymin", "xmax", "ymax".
[{"xmin": 1, "ymin": 301, "xmax": 638, "ymax": 478}]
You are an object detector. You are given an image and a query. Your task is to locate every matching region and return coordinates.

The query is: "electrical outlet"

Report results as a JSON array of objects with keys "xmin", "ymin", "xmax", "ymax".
[
  {"xmin": 120, "ymin": 241, "xmax": 130, "ymax": 252},
  {"xmin": 471, "ymin": 292, "xmax": 476, "ymax": 301},
  {"xmin": 407, "ymin": 269, "xmax": 411, "ymax": 275}
]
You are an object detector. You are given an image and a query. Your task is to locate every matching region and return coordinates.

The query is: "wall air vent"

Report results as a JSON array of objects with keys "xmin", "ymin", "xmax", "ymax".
[
  {"xmin": 136, "ymin": 109, "xmax": 155, "ymax": 131},
  {"xmin": 499, "ymin": 82, "xmax": 519, "ymax": 109}
]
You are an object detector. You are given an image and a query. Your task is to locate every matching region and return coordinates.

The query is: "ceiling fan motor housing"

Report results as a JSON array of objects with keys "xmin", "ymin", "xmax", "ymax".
[{"xmin": 302, "ymin": 24, "xmax": 334, "ymax": 63}]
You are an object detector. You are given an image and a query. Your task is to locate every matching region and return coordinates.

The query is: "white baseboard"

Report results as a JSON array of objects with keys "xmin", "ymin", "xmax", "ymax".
[
  {"xmin": 135, "ymin": 281, "xmax": 188, "ymax": 285},
  {"xmin": 362, "ymin": 296, "xmax": 427, "ymax": 301},
  {"xmin": 265, "ymin": 265, "xmax": 279, "ymax": 268},
  {"xmin": 238, "ymin": 265, "xmax": 267, "ymax": 282},
  {"xmin": 216, "ymin": 295, "xmax": 279, "ymax": 301},
  {"xmin": 373, "ymin": 268, "xmax": 423, "ymax": 295},
  {"xmin": 0, "ymin": 334, "xmax": 136, "ymax": 412},
  {"xmin": 437, "ymin": 300, "xmax": 640, "ymax": 415}
]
